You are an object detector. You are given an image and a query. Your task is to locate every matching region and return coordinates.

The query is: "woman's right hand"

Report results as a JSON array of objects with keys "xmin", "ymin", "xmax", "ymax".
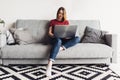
[
  {"xmin": 49, "ymin": 33, "xmax": 55, "ymax": 38},
  {"xmin": 48, "ymin": 26, "xmax": 55, "ymax": 38}
]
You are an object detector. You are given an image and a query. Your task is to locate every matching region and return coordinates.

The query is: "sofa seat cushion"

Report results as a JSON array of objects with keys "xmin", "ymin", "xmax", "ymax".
[
  {"xmin": 1, "ymin": 43, "xmax": 113, "ymax": 59},
  {"xmin": 57, "ymin": 43, "xmax": 113, "ymax": 58},
  {"xmin": 1, "ymin": 44, "xmax": 51, "ymax": 59}
]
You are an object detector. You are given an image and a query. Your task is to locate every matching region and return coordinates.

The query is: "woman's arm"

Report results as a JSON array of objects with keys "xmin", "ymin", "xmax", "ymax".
[{"xmin": 48, "ymin": 26, "xmax": 54, "ymax": 38}]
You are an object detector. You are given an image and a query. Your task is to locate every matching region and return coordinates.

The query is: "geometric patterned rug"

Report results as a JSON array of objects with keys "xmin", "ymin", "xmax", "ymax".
[{"xmin": 0, "ymin": 64, "xmax": 120, "ymax": 80}]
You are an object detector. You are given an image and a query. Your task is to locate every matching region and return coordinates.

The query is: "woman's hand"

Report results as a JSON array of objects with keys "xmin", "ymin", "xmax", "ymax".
[
  {"xmin": 48, "ymin": 26, "xmax": 55, "ymax": 38},
  {"xmin": 49, "ymin": 33, "xmax": 55, "ymax": 38},
  {"xmin": 65, "ymin": 37, "xmax": 71, "ymax": 39}
]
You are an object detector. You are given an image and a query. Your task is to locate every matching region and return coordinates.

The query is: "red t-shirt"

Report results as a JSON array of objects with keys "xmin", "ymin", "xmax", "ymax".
[{"xmin": 49, "ymin": 19, "xmax": 69, "ymax": 33}]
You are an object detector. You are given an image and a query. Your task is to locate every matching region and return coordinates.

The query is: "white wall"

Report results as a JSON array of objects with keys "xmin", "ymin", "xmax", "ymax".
[{"xmin": 0, "ymin": 0, "xmax": 120, "ymax": 52}]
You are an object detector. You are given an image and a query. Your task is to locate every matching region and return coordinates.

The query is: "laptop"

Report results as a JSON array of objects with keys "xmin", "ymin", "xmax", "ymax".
[{"xmin": 54, "ymin": 25, "xmax": 77, "ymax": 38}]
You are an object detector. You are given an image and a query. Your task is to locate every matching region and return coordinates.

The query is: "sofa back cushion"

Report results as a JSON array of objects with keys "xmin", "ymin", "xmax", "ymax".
[
  {"xmin": 16, "ymin": 20, "xmax": 50, "ymax": 44},
  {"xmin": 69, "ymin": 20, "xmax": 101, "ymax": 39},
  {"xmin": 15, "ymin": 20, "xmax": 100, "ymax": 44}
]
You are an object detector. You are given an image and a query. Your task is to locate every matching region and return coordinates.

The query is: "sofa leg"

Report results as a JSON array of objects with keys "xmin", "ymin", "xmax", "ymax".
[
  {"xmin": 106, "ymin": 63, "xmax": 110, "ymax": 66},
  {"xmin": 0, "ymin": 60, "xmax": 9, "ymax": 66}
]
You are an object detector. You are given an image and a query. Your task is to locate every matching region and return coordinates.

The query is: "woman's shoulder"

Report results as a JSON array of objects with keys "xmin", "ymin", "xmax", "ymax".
[
  {"xmin": 49, "ymin": 19, "xmax": 56, "ymax": 27},
  {"xmin": 49, "ymin": 19, "xmax": 69, "ymax": 25},
  {"xmin": 50, "ymin": 19, "xmax": 69, "ymax": 22},
  {"xmin": 64, "ymin": 20, "xmax": 69, "ymax": 22},
  {"xmin": 64, "ymin": 20, "xmax": 69, "ymax": 25}
]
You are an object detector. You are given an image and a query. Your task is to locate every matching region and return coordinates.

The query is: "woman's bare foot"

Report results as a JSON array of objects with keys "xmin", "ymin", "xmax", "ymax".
[
  {"xmin": 59, "ymin": 46, "xmax": 64, "ymax": 51},
  {"xmin": 59, "ymin": 46, "xmax": 66, "ymax": 51},
  {"xmin": 46, "ymin": 60, "xmax": 52, "ymax": 77}
]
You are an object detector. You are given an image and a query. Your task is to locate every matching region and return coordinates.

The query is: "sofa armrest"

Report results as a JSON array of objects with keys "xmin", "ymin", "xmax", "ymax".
[{"xmin": 105, "ymin": 33, "xmax": 117, "ymax": 63}]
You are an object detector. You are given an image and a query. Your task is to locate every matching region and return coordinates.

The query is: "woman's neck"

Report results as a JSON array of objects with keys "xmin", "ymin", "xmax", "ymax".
[{"xmin": 57, "ymin": 18, "xmax": 62, "ymax": 22}]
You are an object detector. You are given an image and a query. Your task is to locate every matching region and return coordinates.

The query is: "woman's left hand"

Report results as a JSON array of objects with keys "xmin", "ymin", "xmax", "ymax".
[{"xmin": 65, "ymin": 37, "xmax": 71, "ymax": 39}]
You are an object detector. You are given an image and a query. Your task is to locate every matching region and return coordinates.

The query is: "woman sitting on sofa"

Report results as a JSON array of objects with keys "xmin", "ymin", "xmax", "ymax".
[{"xmin": 46, "ymin": 7, "xmax": 80, "ymax": 77}]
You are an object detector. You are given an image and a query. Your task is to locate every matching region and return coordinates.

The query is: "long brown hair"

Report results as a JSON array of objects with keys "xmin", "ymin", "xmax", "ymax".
[{"xmin": 56, "ymin": 7, "xmax": 67, "ymax": 21}]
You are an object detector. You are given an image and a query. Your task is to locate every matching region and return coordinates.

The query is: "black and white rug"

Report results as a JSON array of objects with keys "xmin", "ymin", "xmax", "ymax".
[{"xmin": 0, "ymin": 64, "xmax": 120, "ymax": 80}]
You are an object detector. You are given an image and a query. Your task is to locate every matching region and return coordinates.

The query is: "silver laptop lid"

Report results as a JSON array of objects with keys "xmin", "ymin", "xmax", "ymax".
[{"xmin": 54, "ymin": 25, "xmax": 77, "ymax": 38}]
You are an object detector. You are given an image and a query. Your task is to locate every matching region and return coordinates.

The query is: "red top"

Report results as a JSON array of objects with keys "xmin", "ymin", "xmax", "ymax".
[{"xmin": 49, "ymin": 19, "xmax": 69, "ymax": 33}]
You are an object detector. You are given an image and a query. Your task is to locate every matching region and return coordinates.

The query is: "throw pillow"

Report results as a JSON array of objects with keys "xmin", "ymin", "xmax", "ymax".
[
  {"xmin": 0, "ymin": 29, "xmax": 15, "ymax": 47},
  {"xmin": 6, "ymin": 30, "xmax": 15, "ymax": 45},
  {"xmin": 14, "ymin": 28, "xmax": 37, "ymax": 45},
  {"xmin": 81, "ymin": 26, "xmax": 107, "ymax": 44},
  {"xmin": 0, "ymin": 33, "xmax": 7, "ymax": 47}
]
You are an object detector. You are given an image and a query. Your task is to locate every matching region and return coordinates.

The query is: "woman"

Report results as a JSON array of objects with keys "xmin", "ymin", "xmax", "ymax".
[{"xmin": 46, "ymin": 7, "xmax": 80, "ymax": 77}]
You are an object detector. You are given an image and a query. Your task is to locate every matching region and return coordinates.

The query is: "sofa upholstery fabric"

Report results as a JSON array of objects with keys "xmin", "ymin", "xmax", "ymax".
[
  {"xmin": 1, "ymin": 43, "xmax": 113, "ymax": 59},
  {"xmin": 0, "ymin": 20, "xmax": 117, "ymax": 65}
]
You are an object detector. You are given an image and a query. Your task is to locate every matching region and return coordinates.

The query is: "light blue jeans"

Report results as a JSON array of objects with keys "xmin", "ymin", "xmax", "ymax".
[{"xmin": 49, "ymin": 36, "xmax": 80, "ymax": 61}]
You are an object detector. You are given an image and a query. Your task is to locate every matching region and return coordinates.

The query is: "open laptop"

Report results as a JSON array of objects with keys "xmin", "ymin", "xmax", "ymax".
[{"xmin": 54, "ymin": 25, "xmax": 78, "ymax": 38}]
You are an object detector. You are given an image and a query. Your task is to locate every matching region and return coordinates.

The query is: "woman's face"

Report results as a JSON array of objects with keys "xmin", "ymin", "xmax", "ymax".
[{"xmin": 57, "ymin": 10, "xmax": 64, "ymax": 21}]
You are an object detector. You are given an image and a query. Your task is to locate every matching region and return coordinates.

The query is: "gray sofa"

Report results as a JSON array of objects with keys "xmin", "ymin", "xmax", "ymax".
[{"xmin": 0, "ymin": 20, "xmax": 117, "ymax": 65}]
